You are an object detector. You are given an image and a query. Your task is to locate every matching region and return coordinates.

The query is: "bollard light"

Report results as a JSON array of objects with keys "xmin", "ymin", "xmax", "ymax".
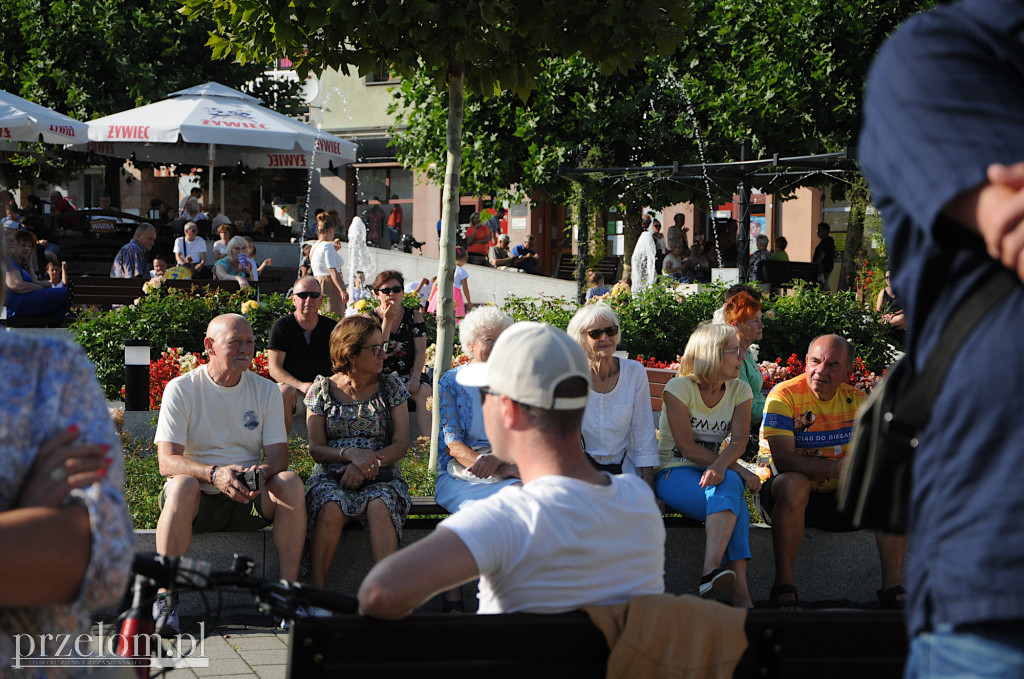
[{"xmin": 124, "ymin": 340, "xmax": 150, "ymax": 411}]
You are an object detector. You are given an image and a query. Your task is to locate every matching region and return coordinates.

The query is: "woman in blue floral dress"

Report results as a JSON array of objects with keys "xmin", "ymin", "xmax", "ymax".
[
  {"xmin": 0, "ymin": 234, "xmax": 134, "ymax": 677},
  {"xmin": 304, "ymin": 315, "xmax": 411, "ymax": 590}
]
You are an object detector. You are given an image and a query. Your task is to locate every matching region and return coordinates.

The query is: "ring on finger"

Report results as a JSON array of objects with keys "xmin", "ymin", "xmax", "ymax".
[{"xmin": 49, "ymin": 467, "xmax": 66, "ymax": 483}]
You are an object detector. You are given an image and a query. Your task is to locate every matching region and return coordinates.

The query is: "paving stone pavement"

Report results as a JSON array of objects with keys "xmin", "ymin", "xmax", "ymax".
[{"xmin": 91, "ymin": 616, "xmax": 289, "ymax": 679}]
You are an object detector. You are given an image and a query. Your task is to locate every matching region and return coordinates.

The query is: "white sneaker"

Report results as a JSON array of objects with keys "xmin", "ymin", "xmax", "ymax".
[
  {"xmin": 152, "ymin": 593, "xmax": 180, "ymax": 635},
  {"xmin": 305, "ymin": 605, "xmax": 333, "ymax": 618},
  {"xmin": 279, "ymin": 605, "xmax": 309, "ymax": 630}
]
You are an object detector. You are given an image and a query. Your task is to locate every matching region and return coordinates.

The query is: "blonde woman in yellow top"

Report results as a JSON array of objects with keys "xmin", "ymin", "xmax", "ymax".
[{"xmin": 654, "ymin": 323, "xmax": 760, "ymax": 608}]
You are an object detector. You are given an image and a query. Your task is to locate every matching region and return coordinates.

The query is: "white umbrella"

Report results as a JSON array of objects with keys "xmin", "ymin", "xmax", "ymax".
[
  {"xmin": 75, "ymin": 82, "xmax": 357, "ymax": 201},
  {"xmin": 0, "ymin": 89, "xmax": 88, "ymax": 147}
]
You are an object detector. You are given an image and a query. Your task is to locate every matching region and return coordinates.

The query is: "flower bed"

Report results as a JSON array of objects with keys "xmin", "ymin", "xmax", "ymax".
[{"xmin": 136, "ymin": 347, "xmax": 272, "ymax": 410}]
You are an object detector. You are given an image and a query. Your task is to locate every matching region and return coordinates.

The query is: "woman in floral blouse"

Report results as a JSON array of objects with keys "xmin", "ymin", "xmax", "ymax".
[
  {"xmin": 369, "ymin": 270, "xmax": 431, "ymax": 435},
  {"xmin": 0, "ymin": 234, "xmax": 133, "ymax": 676},
  {"xmin": 304, "ymin": 315, "xmax": 411, "ymax": 595}
]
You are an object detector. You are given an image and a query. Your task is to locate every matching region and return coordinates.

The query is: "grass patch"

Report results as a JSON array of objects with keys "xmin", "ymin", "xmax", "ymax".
[{"xmin": 123, "ymin": 435, "xmax": 437, "ymax": 529}]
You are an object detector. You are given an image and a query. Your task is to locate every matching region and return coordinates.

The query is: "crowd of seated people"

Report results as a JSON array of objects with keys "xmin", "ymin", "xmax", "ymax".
[{"xmin": 0, "ymin": 214, "xmax": 902, "ymax": 651}]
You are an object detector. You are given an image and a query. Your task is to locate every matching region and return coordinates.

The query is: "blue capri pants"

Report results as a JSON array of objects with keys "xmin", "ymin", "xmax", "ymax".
[{"xmin": 654, "ymin": 465, "xmax": 751, "ymax": 564}]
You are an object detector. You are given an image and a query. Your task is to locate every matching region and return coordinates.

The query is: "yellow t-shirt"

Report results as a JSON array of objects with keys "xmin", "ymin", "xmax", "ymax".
[
  {"xmin": 657, "ymin": 376, "xmax": 753, "ymax": 471},
  {"xmin": 757, "ymin": 374, "xmax": 865, "ymax": 492}
]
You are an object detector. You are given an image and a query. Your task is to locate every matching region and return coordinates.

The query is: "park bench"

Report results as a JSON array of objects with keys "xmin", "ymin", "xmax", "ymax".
[
  {"xmin": 162, "ymin": 279, "xmax": 242, "ymax": 294},
  {"xmin": 289, "ymin": 608, "xmax": 907, "ymax": 679},
  {"xmin": 647, "ymin": 366, "xmax": 675, "ymax": 412},
  {"xmin": 761, "ymin": 260, "xmax": 820, "ymax": 291},
  {"xmin": 554, "ymin": 254, "xmax": 622, "ymax": 283},
  {"xmin": 68, "ymin": 275, "xmax": 145, "ymax": 309},
  {"xmin": 0, "ymin": 305, "xmax": 65, "ymax": 328}
]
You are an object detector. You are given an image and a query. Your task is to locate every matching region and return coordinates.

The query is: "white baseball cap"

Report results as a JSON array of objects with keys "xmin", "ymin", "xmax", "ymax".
[{"xmin": 456, "ymin": 322, "xmax": 591, "ymax": 410}]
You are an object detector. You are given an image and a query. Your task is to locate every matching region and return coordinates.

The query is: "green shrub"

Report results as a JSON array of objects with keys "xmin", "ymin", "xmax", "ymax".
[
  {"xmin": 760, "ymin": 281, "xmax": 897, "ymax": 373},
  {"xmin": 72, "ymin": 286, "xmax": 293, "ymax": 400},
  {"xmin": 611, "ymin": 280, "xmax": 726, "ymax": 361},
  {"xmin": 502, "ymin": 293, "xmax": 579, "ymax": 329},
  {"xmin": 502, "ymin": 278, "xmax": 896, "ymax": 374},
  {"xmin": 502, "ymin": 279, "xmax": 725, "ymax": 360}
]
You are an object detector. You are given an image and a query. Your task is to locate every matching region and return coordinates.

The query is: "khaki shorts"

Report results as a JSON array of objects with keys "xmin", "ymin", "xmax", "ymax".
[{"xmin": 159, "ymin": 484, "xmax": 271, "ymax": 534}]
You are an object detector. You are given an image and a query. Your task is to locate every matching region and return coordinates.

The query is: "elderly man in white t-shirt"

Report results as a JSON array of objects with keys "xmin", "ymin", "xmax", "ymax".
[
  {"xmin": 153, "ymin": 314, "xmax": 306, "ymax": 632},
  {"xmin": 359, "ymin": 322, "xmax": 665, "ymax": 617}
]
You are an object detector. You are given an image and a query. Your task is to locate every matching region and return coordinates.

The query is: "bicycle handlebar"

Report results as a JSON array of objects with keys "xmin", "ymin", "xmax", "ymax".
[{"xmin": 131, "ymin": 552, "xmax": 359, "ymax": 616}]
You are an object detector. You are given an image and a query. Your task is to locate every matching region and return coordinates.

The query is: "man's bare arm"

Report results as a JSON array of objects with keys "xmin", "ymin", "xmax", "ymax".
[
  {"xmin": 767, "ymin": 435, "xmax": 842, "ymax": 481},
  {"xmin": 359, "ymin": 527, "xmax": 479, "ymax": 619}
]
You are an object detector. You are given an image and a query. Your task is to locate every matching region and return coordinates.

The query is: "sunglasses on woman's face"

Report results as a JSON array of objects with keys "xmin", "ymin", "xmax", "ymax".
[
  {"xmin": 294, "ymin": 291, "xmax": 322, "ymax": 300},
  {"xmin": 377, "ymin": 285, "xmax": 403, "ymax": 295},
  {"xmin": 360, "ymin": 341, "xmax": 390, "ymax": 357},
  {"xmin": 586, "ymin": 325, "xmax": 619, "ymax": 340}
]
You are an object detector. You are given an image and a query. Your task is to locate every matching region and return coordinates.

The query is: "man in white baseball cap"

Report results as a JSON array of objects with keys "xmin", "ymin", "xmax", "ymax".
[{"xmin": 358, "ymin": 322, "xmax": 665, "ymax": 617}]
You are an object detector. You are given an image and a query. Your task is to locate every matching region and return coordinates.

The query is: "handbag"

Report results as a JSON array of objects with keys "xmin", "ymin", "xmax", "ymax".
[
  {"xmin": 326, "ymin": 373, "xmax": 397, "ymax": 490},
  {"xmin": 838, "ymin": 267, "xmax": 1016, "ymax": 533}
]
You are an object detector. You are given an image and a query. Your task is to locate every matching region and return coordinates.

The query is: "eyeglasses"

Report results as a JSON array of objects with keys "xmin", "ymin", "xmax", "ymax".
[
  {"xmin": 586, "ymin": 326, "xmax": 619, "ymax": 340},
  {"xmin": 477, "ymin": 386, "xmax": 498, "ymax": 406},
  {"xmin": 294, "ymin": 291, "xmax": 322, "ymax": 300},
  {"xmin": 377, "ymin": 285, "xmax": 403, "ymax": 295},
  {"xmin": 359, "ymin": 341, "xmax": 390, "ymax": 356}
]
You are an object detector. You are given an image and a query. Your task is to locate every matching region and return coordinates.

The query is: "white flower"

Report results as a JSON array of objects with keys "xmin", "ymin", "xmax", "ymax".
[{"xmin": 178, "ymin": 352, "xmax": 199, "ymax": 373}]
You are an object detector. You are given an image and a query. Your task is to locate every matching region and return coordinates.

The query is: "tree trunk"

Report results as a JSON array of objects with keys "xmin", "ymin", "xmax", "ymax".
[
  {"xmin": 590, "ymin": 208, "xmax": 607, "ymax": 266},
  {"xmin": 428, "ymin": 63, "xmax": 465, "ymax": 471},
  {"xmin": 620, "ymin": 200, "xmax": 643, "ymax": 283},
  {"xmin": 574, "ymin": 186, "xmax": 589, "ymax": 303},
  {"xmin": 838, "ymin": 178, "xmax": 868, "ymax": 293}
]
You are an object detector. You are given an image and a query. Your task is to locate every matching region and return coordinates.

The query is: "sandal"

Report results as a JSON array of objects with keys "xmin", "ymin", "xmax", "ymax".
[
  {"xmin": 769, "ymin": 583, "xmax": 801, "ymax": 610},
  {"xmin": 877, "ymin": 585, "xmax": 906, "ymax": 610}
]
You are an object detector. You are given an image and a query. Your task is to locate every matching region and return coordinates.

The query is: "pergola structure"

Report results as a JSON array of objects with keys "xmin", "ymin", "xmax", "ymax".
[{"xmin": 560, "ymin": 144, "xmax": 860, "ymax": 283}]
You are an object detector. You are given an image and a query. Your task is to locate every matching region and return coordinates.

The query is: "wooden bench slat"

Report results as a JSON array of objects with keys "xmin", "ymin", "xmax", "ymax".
[
  {"xmin": 289, "ymin": 609, "xmax": 906, "ymax": 679},
  {"xmin": 68, "ymin": 276, "xmax": 145, "ymax": 310}
]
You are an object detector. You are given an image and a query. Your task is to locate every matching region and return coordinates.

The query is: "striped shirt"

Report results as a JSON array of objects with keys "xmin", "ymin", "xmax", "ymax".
[{"xmin": 759, "ymin": 374, "xmax": 864, "ymax": 492}]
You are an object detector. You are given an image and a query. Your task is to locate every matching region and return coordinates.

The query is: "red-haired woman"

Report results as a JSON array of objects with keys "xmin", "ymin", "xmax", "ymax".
[{"xmin": 722, "ymin": 291, "xmax": 766, "ymax": 426}]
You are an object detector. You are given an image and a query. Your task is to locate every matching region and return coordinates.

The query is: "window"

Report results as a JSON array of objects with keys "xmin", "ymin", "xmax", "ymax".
[
  {"xmin": 365, "ymin": 67, "xmax": 399, "ymax": 85},
  {"xmin": 354, "ymin": 166, "xmax": 414, "ymax": 238}
]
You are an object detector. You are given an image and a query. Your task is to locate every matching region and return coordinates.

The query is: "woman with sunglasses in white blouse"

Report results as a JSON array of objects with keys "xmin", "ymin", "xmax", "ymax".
[{"xmin": 566, "ymin": 303, "xmax": 659, "ymax": 490}]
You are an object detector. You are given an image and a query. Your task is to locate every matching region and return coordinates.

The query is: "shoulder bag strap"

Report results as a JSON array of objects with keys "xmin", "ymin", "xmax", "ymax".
[{"xmin": 898, "ymin": 265, "xmax": 1017, "ymax": 432}]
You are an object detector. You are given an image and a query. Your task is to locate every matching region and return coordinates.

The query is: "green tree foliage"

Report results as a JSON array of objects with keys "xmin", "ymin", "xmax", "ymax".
[
  {"xmin": 388, "ymin": 0, "xmax": 935, "ymax": 284},
  {"xmin": 390, "ymin": 55, "xmax": 695, "ymax": 207},
  {"xmin": 183, "ymin": 0, "xmax": 691, "ymax": 465},
  {"xmin": 390, "ymin": 55, "xmax": 700, "ymax": 286},
  {"xmin": 678, "ymin": 0, "xmax": 934, "ymax": 162},
  {"xmin": 0, "ymin": 0, "xmax": 283, "ymax": 185}
]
